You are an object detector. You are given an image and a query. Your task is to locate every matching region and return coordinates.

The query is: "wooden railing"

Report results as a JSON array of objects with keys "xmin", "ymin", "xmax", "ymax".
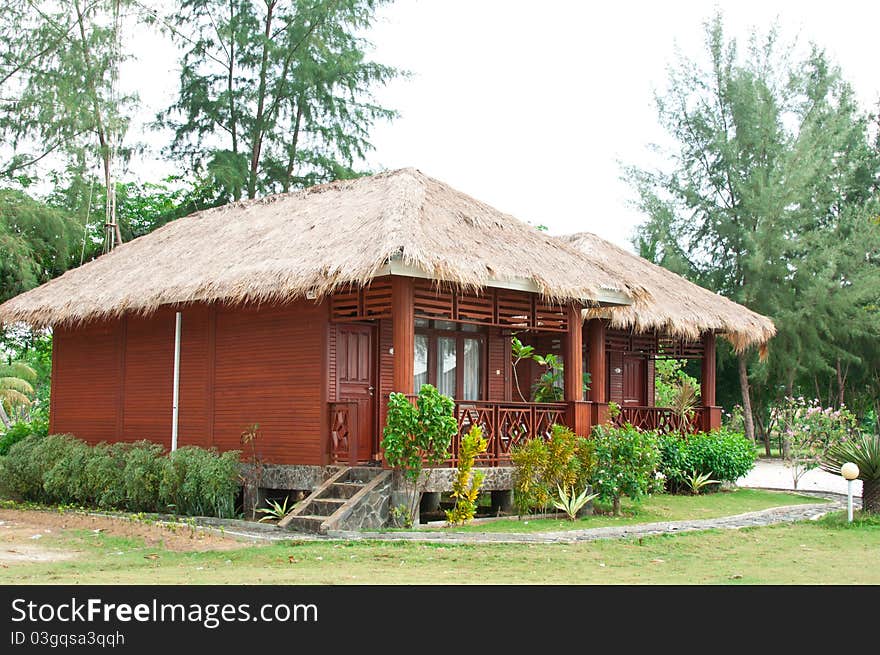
[
  {"xmin": 611, "ymin": 406, "xmax": 704, "ymax": 434},
  {"xmin": 405, "ymin": 396, "xmax": 568, "ymax": 466},
  {"xmin": 329, "ymin": 401, "xmax": 359, "ymax": 464}
]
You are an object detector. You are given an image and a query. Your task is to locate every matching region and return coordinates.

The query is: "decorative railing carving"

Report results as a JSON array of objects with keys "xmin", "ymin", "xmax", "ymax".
[{"xmin": 329, "ymin": 402, "xmax": 359, "ymax": 464}]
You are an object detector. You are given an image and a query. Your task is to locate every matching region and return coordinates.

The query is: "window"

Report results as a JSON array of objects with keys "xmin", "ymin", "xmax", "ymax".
[{"xmin": 413, "ymin": 320, "xmax": 486, "ymax": 400}]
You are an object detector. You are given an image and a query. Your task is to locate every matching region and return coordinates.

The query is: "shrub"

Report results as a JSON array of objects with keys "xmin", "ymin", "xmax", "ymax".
[
  {"xmin": 0, "ymin": 434, "xmax": 240, "ymax": 517},
  {"xmin": 659, "ymin": 429, "xmax": 754, "ymax": 493},
  {"xmin": 381, "ymin": 385, "xmax": 456, "ymax": 525},
  {"xmin": 511, "ymin": 424, "xmax": 595, "ymax": 515},
  {"xmin": 160, "ymin": 446, "xmax": 240, "ymax": 518},
  {"xmin": 590, "ymin": 424, "xmax": 662, "ymax": 515},
  {"xmin": 687, "ymin": 429, "xmax": 755, "ymax": 484},
  {"xmin": 445, "ymin": 425, "xmax": 488, "ymax": 525},
  {"xmin": 0, "ymin": 434, "xmax": 82, "ymax": 502},
  {"xmin": 122, "ymin": 441, "xmax": 165, "ymax": 511}
]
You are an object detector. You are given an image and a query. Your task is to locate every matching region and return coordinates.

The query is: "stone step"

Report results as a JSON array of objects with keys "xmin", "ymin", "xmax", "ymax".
[
  {"xmin": 309, "ymin": 498, "xmax": 347, "ymax": 516},
  {"xmin": 324, "ymin": 482, "xmax": 365, "ymax": 499},
  {"xmin": 283, "ymin": 515, "xmax": 325, "ymax": 534}
]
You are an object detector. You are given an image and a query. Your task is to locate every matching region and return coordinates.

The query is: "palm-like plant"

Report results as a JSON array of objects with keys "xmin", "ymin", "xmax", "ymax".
[
  {"xmin": 552, "ymin": 484, "xmax": 598, "ymax": 521},
  {"xmin": 821, "ymin": 434, "xmax": 880, "ymax": 514},
  {"xmin": 0, "ymin": 360, "xmax": 37, "ymax": 428},
  {"xmin": 683, "ymin": 470, "xmax": 719, "ymax": 495},
  {"xmin": 255, "ymin": 497, "xmax": 293, "ymax": 523},
  {"xmin": 669, "ymin": 379, "xmax": 700, "ymax": 433}
]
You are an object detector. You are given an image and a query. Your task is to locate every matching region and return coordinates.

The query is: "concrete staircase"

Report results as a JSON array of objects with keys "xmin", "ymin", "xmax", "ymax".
[{"xmin": 278, "ymin": 466, "xmax": 391, "ymax": 534}]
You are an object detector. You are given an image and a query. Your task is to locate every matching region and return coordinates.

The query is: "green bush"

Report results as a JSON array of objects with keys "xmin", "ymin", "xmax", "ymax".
[
  {"xmin": 511, "ymin": 424, "xmax": 595, "ymax": 515},
  {"xmin": 590, "ymin": 424, "xmax": 662, "ymax": 515},
  {"xmin": 159, "ymin": 446, "xmax": 240, "ymax": 518},
  {"xmin": 1, "ymin": 434, "xmax": 82, "ymax": 502},
  {"xmin": 0, "ymin": 434, "xmax": 240, "ymax": 517},
  {"xmin": 659, "ymin": 428, "xmax": 755, "ymax": 493}
]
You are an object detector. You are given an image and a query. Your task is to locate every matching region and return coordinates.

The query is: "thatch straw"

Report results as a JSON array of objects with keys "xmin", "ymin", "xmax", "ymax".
[
  {"xmin": 0, "ymin": 168, "xmax": 648, "ymax": 328},
  {"xmin": 561, "ymin": 232, "xmax": 775, "ymax": 351}
]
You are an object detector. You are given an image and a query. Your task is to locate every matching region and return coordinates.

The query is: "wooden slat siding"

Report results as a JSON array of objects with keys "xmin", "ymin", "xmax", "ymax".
[
  {"xmin": 212, "ymin": 299, "xmax": 326, "ymax": 465},
  {"xmin": 647, "ymin": 358, "xmax": 656, "ymax": 407},
  {"xmin": 608, "ymin": 350, "xmax": 624, "ymax": 404},
  {"xmin": 327, "ymin": 322, "xmax": 337, "ymax": 402},
  {"xmin": 487, "ymin": 328, "xmax": 508, "ymax": 402},
  {"xmin": 52, "ymin": 319, "xmax": 121, "ymax": 444},
  {"xmin": 48, "ymin": 326, "xmax": 58, "ymax": 434},
  {"xmin": 319, "ymin": 310, "xmax": 330, "ymax": 464},
  {"xmin": 586, "ymin": 319, "xmax": 606, "ymax": 403},
  {"xmin": 206, "ymin": 306, "xmax": 216, "ymax": 446},
  {"xmin": 378, "ymin": 318, "xmax": 394, "ymax": 434},
  {"xmin": 391, "ymin": 276, "xmax": 415, "ymax": 395},
  {"xmin": 123, "ymin": 311, "xmax": 174, "ymax": 447},
  {"xmin": 178, "ymin": 306, "xmax": 212, "ymax": 448},
  {"xmin": 116, "ymin": 317, "xmax": 126, "ymax": 438}
]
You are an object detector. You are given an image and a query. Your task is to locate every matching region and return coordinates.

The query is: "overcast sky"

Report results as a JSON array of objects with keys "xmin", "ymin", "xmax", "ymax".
[{"xmin": 125, "ymin": 0, "xmax": 880, "ymax": 251}]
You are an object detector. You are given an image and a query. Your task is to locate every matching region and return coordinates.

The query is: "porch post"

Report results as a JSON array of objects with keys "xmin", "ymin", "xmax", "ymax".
[
  {"xmin": 391, "ymin": 275, "xmax": 415, "ymax": 394},
  {"xmin": 586, "ymin": 318, "xmax": 608, "ymax": 426},
  {"xmin": 564, "ymin": 304, "xmax": 584, "ymax": 402},
  {"xmin": 564, "ymin": 304, "xmax": 589, "ymax": 435},
  {"xmin": 701, "ymin": 331, "xmax": 721, "ymax": 431}
]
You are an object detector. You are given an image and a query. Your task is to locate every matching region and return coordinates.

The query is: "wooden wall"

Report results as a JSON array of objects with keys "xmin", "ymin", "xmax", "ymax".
[{"xmin": 51, "ymin": 299, "xmax": 328, "ymax": 465}]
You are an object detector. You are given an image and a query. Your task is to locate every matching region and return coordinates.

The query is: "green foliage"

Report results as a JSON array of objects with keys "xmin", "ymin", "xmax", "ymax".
[
  {"xmin": 0, "ymin": 417, "xmax": 48, "ymax": 455},
  {"xmin": 445, "ymin": 425, "xmax": 488, "ymax": 526},
  {"xmin": 511, "ymin": 336, "xmax": 567, "ymax": 402},
  {"xmin": 627, "ymin": 11, "xmax": 880, "ymax": 437},
  {"xmin": 381, "ymin": 385, "xmax": 456, "ymax": 525},
  {"xmin": 659, "ymin": 429, "xmax": 755, "ymax": 493},
  {"xmin": 510, "ymin": 424, "xmax": 595, "ymax": 515},
  {"xmin": 654, "ymin": 358, "xmax": 699, "ymax": 408},
  {"xmin": 256, "ymin": 497, "xmax": 293, "ymax": 523},
  {"xmin": 589, "ymin": 424, "xmax": 662, "ymax": 515},
  {"xmin": 160, "ymin": 0, "xmax": 402, "ymax": 200},
  {"xmin": 552, "ymin": 484, "xmax": 598, "ymax": 521},
  {"xmin": 0, "ymin": 435, "xmax": 240, "ymax": 517},
  {"xmin": 0, "ymin": 190, "xmax": 82, "ymax": 303}
]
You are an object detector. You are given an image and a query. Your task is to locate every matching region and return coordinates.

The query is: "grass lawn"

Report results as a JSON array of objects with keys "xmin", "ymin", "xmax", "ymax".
[
  {"xmin": 427, "ymin": 488, "xmax": 820, "ymax": 533},
  {"xmin": 3, "ymin": 505, "xmax": 875, "ymax": 585}
]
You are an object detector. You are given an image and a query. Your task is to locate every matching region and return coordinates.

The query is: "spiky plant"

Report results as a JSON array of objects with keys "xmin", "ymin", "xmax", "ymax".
[
  {"xmin": 683, "ymin": 470, "xmax": 719, "ymax": 495},
  {"xmin": 821, "ymin": 434, "xmax": 880, "ymax": 513},
  {"xmin": 552, "ymin": 484, "xmax": 598, "ymax": 521},
  {"xmin": 669, "ymin": 379, "xmax": 700, "ymax": 433}
]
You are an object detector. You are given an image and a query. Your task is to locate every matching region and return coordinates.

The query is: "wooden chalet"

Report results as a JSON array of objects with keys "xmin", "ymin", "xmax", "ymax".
[{"xmin": 0, "ymin": 168, "xmax": 774, "ymax": 472}]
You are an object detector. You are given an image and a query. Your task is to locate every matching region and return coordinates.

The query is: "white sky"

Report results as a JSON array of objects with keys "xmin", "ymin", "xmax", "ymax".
[{"xmin": 124, "ymin": 0, "xmax": 880, "ymax": 251}]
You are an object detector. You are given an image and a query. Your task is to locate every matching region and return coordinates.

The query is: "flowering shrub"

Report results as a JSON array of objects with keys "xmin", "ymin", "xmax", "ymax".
[
  {"xmin": 769, "ymin": 397, "xmax": 859, "ymax": 489},
  {"xmin": 589, "ymin": 424, "xmax": 662, "ymax": 515}
]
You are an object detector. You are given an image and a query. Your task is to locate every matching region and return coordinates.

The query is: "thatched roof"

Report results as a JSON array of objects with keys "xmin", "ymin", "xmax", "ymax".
[
  {"xmin": 0, "ymin": 168, "xmax": 647, "ymax": 328},
  {"xmin": 562, "ymin": 232, "xmax": 775, "ymax": 351}
]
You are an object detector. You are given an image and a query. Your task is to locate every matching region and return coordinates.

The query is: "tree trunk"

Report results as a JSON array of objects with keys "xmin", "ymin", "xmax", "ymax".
[
  {"xmin": 737, "ymin": 353, "xmax": 755, "ymax": 441},
  {"xmin": 0, "ymin": 401, "xmax": 11, "ymax": 429},
  {"xmin": 863, "ymin": 479, "xmax": 879, "ymax": 514},
  {"xmin": 612, "ymin": 496, "xmax": 620, "ymax": 516}
]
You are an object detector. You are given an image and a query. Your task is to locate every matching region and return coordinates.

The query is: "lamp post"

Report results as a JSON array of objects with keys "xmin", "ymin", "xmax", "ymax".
[{"xmin": 840, "ymin": 462, "xmax": 859, "ymax": 523}]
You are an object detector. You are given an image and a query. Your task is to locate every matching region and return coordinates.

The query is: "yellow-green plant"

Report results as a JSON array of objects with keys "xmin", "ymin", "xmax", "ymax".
[
  {"xmin": 445, "ymin": 425, "xmax": 488, "ymax": 525},
  {"xmin": 256, "ymin": 497, "xmax": 292, "ymax": 523},
  {"xmin": 682, "ymin": 470, "xmax": 719, "ymax": 495},
  {"xmin": 552, "ymin": 484, "xmax": 598, "ymax": 520}
]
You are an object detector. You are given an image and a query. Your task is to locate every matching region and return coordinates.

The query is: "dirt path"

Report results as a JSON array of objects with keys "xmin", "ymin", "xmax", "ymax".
[{"xmin": 0, "ymin": 509, "xmax": 250, "ymax": 565}]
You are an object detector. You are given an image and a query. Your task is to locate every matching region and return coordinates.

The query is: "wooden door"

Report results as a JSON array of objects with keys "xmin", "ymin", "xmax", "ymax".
[
  {"xmin": 336, "ymin": 324, "xmax": 375, "ymax": 463},
  {"xmin": 622, "ymin": 356, "xmax": 646, "ymax": 406}
]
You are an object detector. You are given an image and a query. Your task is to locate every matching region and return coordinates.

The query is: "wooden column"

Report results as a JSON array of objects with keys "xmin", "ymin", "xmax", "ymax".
[
  {"xmin": 701, "ymin": 331, "xmax": 721, "ymax": 430},
  {"xmin": 391, "ymin": 275, "xmax": 415, "ymax": 394},
  {"xmin": 564, "ymin": 304, "xmax": 584, "ymax": 402},
  {"xmin": 587, "ymin": 319, "xmax": 606, "ymax": 403},
  {"xmin": 564, "ymin": 304, "xmax": 590, "ymax": 436},
  {"xmin": 701, "ymin": 331, "xmax": 717, "ymax": 408}
]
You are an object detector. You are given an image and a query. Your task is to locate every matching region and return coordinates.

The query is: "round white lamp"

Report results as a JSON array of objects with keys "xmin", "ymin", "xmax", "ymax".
[{"xmin": 841, "ymin": 462, "xmax": 860, "ymax": 522}]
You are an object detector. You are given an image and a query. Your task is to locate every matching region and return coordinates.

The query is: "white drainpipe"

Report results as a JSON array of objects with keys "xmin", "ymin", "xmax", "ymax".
[{"xmin": 171, "ymin": 311, "xmax": 182, "ymax": 451}]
